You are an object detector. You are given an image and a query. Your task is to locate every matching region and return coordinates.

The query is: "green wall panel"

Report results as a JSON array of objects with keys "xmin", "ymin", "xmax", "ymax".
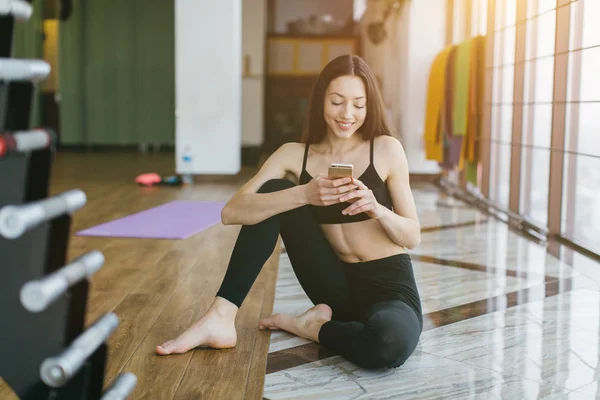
[
  {"xmin": 134, "ymin": 0, "xmax": 175, "ymax": 145},
  {"xmin": 12, "ymin": 0, "xmax": 44, "ymax": 128},
  {"xmin": 59, "ymin": 0, "xmax": 174, "ymax": 145},
  {"xmin": 58, "ymin": 0, "xmax": 84, "ymax": 144}
]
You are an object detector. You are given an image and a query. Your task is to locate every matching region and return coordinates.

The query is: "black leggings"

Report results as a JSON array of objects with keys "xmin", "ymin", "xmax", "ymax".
[{"xmin": 216, "ymin": 179, "xmax": 423, "ymax": 369}]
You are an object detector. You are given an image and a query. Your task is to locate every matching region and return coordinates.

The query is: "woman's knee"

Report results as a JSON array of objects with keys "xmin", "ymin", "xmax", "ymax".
[
  {"xmin": 363, "ymin": 310, "xmax": 421, "ymax": 369},
  {"xmin": 257, "ymin": 179, "xmax": 295, "ymax": 194},
  {"xmin": 367, "ymin": 328, "xmax": 412, "ymax": 368}
]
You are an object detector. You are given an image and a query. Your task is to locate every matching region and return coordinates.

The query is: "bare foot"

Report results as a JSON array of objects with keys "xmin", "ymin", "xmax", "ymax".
[
  {"xmin": 258, "ymin": 304, "xmax": 332, "ymax": 343},
  {"xmin": 156, "ymin": 298, "xmax": 238, "ymax": 355}
]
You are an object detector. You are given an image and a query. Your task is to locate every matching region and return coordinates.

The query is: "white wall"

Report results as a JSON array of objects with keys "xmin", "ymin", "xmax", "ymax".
[
  {"xmin": 360, "ymin": 0, "xmax": 446, "ymax": 174},
  {"xmin": 175, "ymin": 0, "xmax": 242, "ymax": 174},
  {"xmin": 242, "ymin": 0, "xmax": 266, "ymax": 147},
  {"xmin": 359, "ymin": 2, "xmax": 387, "ymax": 102}
]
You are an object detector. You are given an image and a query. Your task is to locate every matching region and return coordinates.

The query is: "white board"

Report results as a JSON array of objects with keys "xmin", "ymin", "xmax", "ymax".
[{"xmin": 175, "ymin": 0, "xmax": 242, "ymax": 175}]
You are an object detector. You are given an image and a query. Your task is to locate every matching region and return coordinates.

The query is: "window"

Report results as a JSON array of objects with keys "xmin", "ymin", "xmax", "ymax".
[
  {"xmin": 471, "ymin": 0, "xmax": 488, "ymax": 36},
  {"xmin": 519, "ymin": 6, "xmax": 556, "ymax": 227},
  {"xmin": 448, "ymin": 0, "xmax": 600, "ymax": 257},
  {"xmin": 453, "ymin": 0, "xmax": 467, "ymax": 43},
  {"xmin": 489, "ymin": 0, "xmax": 516, "ymax": 208},
  {"xmin": 562, "ymin": 0, "xmax": 600, "ymax": 252}
]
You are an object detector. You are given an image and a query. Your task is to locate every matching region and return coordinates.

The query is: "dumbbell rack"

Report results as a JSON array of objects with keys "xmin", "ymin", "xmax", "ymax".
[{"xmin": 0, "ymin": 2, "xmax": 136, "ymax": 399}]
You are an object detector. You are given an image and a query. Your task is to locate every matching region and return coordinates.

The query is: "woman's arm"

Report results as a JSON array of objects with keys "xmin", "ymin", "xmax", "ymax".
[
  {"xmin": 338, "ymin": 137, "xmax": 421, "ymax": 249},
  {"xmin": 373, "ymin": 138, "xmax": 421, "ymax": 249},
  {"xmin": 221, "ymin": 143, "xmax": 357, "ymax": 226},
  {"xmin": 221, "ymin": 143, "xmax": 304, "ymax": 225}
]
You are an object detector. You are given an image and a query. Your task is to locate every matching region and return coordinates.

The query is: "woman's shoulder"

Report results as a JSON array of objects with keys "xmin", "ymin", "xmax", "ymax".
[
  {"xmin": 372, "ymin": 135, "xmax": 407, "ymax": 177},
  {"xmin": 373, "ymin": 135, "xmax": 404, "ymax": 157},
  {"xmin": 264, "ymin": 142, "xmax": 306, "ymax": 169},
  {"xmin": 273, "ymin": 142, "xmax": 306, "ymax": 181},
  {"xmin": 276, "ymin": 141, "xmax": 306, "ymax": 157}
]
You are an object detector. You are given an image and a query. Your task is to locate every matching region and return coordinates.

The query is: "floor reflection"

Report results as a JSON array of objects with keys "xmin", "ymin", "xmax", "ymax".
[{"xmin": 264, "ymin": 184, "xmax": 600, "ymax": 399}]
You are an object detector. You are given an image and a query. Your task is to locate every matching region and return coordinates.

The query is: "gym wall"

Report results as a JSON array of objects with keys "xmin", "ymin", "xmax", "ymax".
[
  {"xmin": 58, "ymin": 0, "xmax": 175, "ymax": 146},
  {"xmin": 174, "ymin": 0, "xmax": 242, "ymax": 175},
  {"xmin": 11, "ymin": 0, "xmax": 43, "ymax": 128}
]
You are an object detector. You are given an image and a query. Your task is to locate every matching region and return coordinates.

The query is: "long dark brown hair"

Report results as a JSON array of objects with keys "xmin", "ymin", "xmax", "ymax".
[{"xmin": 300, "ymin": 54, "xmax": 395, "ymax": 144}]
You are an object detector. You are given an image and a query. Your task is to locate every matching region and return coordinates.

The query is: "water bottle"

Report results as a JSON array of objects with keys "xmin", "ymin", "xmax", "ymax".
[{"xmin": 182, "ymin": 146, "xmax": 193, "ymax": 184}]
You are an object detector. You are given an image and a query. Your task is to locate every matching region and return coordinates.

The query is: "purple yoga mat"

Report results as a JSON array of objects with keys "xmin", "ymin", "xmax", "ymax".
[{"xmin": 76, "ymin": 200, "xmax": 225, "ymax": 239}]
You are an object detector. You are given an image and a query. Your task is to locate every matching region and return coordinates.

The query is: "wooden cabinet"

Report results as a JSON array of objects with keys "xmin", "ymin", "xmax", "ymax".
[
  {"xmin": 267, "ymin": 36, "xmax": 358, "ymax": 76},
  {"xmin": 264, "ymin": 35, "xmax": 360, "ymax": 153}
]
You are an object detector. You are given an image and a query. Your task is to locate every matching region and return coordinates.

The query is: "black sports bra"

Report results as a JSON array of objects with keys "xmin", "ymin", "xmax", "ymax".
[{"xmin": 299, "ymin": 138, "xmax": 394, "ymax": 224}]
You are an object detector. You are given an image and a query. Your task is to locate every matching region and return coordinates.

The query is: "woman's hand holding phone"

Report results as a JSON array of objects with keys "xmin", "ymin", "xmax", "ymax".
[
  {"xmin": 303, "ymin": 174, "xmax": 358, "ymax": 206},
  {"xmin": 338, "ymin": 178, "xmax": 384, "ymax": 219}
]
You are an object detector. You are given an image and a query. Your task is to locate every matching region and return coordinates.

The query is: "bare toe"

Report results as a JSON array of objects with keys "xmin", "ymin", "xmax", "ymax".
[
  {"xmin": 156, "ymin": 340, "xmax": 176, "ymax": 355},
  {"xmin": 259, "ymin": 314, "xmax": 282, "ymax": 331},
  {"xmin": 311, "ymin": 304, "xmax": 333, "ymax": 320}
]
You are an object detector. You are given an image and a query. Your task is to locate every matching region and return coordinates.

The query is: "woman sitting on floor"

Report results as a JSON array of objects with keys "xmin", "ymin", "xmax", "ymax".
[{"xmin": 156, "ymin": 54, "xmax": 423, "ymax": 370}]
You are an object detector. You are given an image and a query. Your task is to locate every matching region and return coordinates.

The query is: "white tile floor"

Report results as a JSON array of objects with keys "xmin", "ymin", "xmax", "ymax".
[{"xmin": 264, "ymin": 184, "xmax": 600, "ymax": 400}]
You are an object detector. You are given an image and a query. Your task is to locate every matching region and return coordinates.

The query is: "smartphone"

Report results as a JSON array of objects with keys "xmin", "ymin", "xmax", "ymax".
[{"xmin": 328, "ymin": 163, "xmax": 354, "ymax": 179}]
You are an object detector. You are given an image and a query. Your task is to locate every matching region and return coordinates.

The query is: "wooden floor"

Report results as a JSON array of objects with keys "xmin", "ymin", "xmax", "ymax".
[
  {"xmin": 0, "ymin": 378, "xmax": 19, "ymax": 400},
  {"xmin": 47, "ymin": 151, "xmax": 280, "ymax": 399}
]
